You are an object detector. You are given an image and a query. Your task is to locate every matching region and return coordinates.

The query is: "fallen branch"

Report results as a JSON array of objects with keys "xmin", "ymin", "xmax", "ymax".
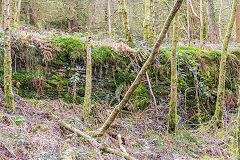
[
  {"xmin": 59, "ymin": 120, "xmax": 99, "ymax": 147},
  {"xmin": 118, "ymin": 134, "xmax": 127, "ymax": 153},
  {"xmin": 58, "ymin": 118, "xmax": 137, "ymax": 160},
  {"xmin": 100, "ymin": 146, "xmax": 136, "ymax": 160}
]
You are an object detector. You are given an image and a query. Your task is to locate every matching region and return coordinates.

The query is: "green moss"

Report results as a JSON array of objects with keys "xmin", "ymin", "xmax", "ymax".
[
  {"xmin": 76, "ymin": 96, "xmax": 84, "ymax": 104},
  {"xmin": 46, "ymin": 80, "xmax": 58, "ymax": 86},
  {"xmin": 177, "ymin": 46, "xmax": 200, "ymax": 52},
  {"xmin": 115, "ymin": 71, "xmax": 136, "ymax": 85},
  {"xmin": 52, "ymin": 59, "xmax": 64, "ymax": 66},
  {"xmin": 25, "ymin": 91, "xmax": 38, "ymax": 99},
  {"xmin": 131, "ymin": 83, "xmax": 150, "ymax": 110},
  {"xmin": 92, "ymin": 46, "xmax": 116, "ymax": 64},
  {"xmin": 51, "ymin": 36, "xmax": 86, "ymax": 61},
  {"xmin": 63, "ymin": 94, "xmax": 73, "ymax": 103},
  {"xmin": 12, "ymin": 71, "xmax": 33, "ymax": 90}
]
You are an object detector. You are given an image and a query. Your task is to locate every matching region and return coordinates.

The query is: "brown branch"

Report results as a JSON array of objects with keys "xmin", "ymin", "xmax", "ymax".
[
  {"xmin": 100, "ymin": 147, "xmax": 136, "ymax": 160},
  {"xmin": 57, "ymin": 117, "xmax": 137, "ymax": 160},
  {"xmin": 88, "ymin": 0, "xmax": 184, "ymax": 138}
]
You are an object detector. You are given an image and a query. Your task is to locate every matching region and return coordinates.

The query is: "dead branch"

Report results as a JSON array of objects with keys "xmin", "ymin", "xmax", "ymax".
[
  {"xmin": 57, "ymin": 117, "xmax": 137, "ymax": 160},
  {"xmin": 118, "ymin": 134, "xmax": 127, "ymax": 153},
  {"xmin": 100, "ymin": 146, "xmax": 136, "ymax": 160},
  {"xmin": 146, "ymin": 72, "xmax": 157, "ymax": 106}
]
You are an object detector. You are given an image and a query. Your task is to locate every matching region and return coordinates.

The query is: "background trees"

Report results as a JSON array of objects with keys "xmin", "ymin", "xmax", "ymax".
[
  {"xmin": 0, "ymin": 0, "xmax": 239, "ymax": 159},
  {"xmin": 3, "ymin": 0, "xmax": 15, "ymax": 113}
]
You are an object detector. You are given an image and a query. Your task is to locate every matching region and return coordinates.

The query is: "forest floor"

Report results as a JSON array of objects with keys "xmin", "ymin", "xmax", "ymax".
[
  {"xmin": 0, "ymin": 91, "xmax": 237, "ymax": 160},
  {"xmin": 0, "ymin": 26, "xmax": 239, "ymax": 159}
]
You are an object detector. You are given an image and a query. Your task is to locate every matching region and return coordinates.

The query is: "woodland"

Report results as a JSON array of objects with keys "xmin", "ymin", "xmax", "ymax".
[{"xmin": 0, "ymin": 0, "xmax": 239, "ymax": 159}]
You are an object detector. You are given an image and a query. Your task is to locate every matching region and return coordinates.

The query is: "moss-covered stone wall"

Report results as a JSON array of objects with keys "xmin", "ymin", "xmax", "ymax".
[{"xmin": 0, "ymin": 35, "xmax": 239, "ymax": 124}]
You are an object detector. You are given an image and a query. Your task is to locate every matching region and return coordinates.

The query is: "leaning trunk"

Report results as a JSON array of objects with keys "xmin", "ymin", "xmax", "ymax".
[
  {"xmin": 89, "ymin": 0, "xmax": 184, "ymax": 138},
  {"xmin": 4, "ymin": 0, "xmax": 15, "ymax": 113},
  {"xmin": 212, "ymin": 0, "xmax": 237, "ymax": 128},
  {"xmin": 167, "ymin": 13, "xmax": 179, "ymax": 133}
]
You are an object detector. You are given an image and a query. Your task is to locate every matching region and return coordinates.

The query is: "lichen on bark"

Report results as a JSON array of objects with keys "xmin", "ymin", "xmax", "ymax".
[
  {"xmin": 143, "ymin": 0, "xmax": 155, "ymax": 46},
  {"xmin": 3, "ymin": 0, "xmax": 15, "ymax": 113},
  {"xmin": 212, "ymin": 0, "xmax": 237, "ymax": 128},
  {"xmin": 82, "ymin": 35, "xmax": 92, "ymax": 120},
  {"xmin": 167, "ymin": 13, "xmax": 179, "ymax": 133},
  {"xmin": 118, "ymin": 0, "xmax": 133, "ymax": 47}
]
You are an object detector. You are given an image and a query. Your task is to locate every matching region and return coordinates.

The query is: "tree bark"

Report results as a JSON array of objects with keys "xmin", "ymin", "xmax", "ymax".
[
  {"xmin": 4, "ymin": 0, "xmax": 15, "ymax": 113},
  {"xmin": 118, "ymin": 0, "xmax": 133, "ymax": 47},
  {"xmin": 143, "ymin": 0, "xmax": 155, "ymax": 46},
  {"xmin": 14, "ymin": 0, "xmax": 21, "ymax": 23},
  {"xmin": 58, "ymin": 119, "xmax": 136, "ymax": 160},
  {"xmin": 82, "ymin": 35, "xmax": 92, "ymax": 120},
  {"xmin": 237, "ymin": 68, "xmax": 240, "ymax": 159},
  {"xmin": 219, "ymin": 0, "xmax": 223, "ymax": 41},
  {"xmin": 146, "ymin": 71, "xmax": 157, "ymax": 106},
  {"xmin": 212, "ymin": 0, "xmax": 237, "ymax": 128},
  {"xmin": 200, "ymin": 0, "xmax": 204, "ymax": 49},
  {"xmin": 167, "ymin": 13, "xmax": 179, "ymax": 133},
  {"xmin": 88, "ymin": 0, "xmax": 184, "ymax": 138},
  {"xmin": 236, "ymin": 0, "xmax": 240, "ymax": 43},
  {"xmin": 69, "ymin": 0, "xmax": 78, "ymax": 32},
  {"xmin": 206, "ymin": 0, "xmax": 219, "ymax": 43},
  {"xmin": 108, "ymin": 0, "xmax": 112, "ymax": 39},
  {"xmin": 187, "ymin": 0, "xmax": 191, "ymax": 46},
  {"xmin": 29, "ymin": 0, "xmax": 39, "ymax": 28}
]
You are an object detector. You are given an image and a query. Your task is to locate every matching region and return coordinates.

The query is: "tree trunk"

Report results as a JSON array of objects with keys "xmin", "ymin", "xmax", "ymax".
[
  {"xmin": 69, "ymin": 0, "xmax": 78, "ymax": 32},
  {"xmin": 194, "ymin": 70, "xmax": 202, "ymax": 124},
  {"xmin": 143, "ymin": 0, "xmax": 155, "ymax": 46},
  {"xmin": 200, "ymin": 0, "xmax": 204, "ymax": 49},
  {"xmin": 14, "ymin": 0, "xmax": 21, "ymax": 23},
  {"xmin": 167, "ymin": 13, "xmax": 179, "ymax": 133},
  {"xmin": 212, "ymin": 0, "xmax": 237, "ymax": 128},
  {"xmin": 10, "ymin": 0, "xmax": 15, "ymax": 23},
  {"xmin": 236, "ymin": 0, "xmax": 240, "ymax": 43},
  {"xmin": 4, "ymin": 0, "xmax": 15, "ymax": 113},
  {"xmin": 219, "ymin": 0, "xmax": 223, "ymax": 41},
  {"xmin": 187, "ymin": 0, "xmax": 191, "ymax": 46},
  {"xmin": 118, "ymin": 0, "xmax": 133, "ymax": 47},
  {"xmin": 89, "ymin": 0, "xmax": 184, "ymax": 138},
  {"xmin": 108, "ymin": 0, "xmax": 112, "ymax": 39},
  {"xmin": 29, "ymin": 0, "xmax": 39, "ymax": 28},
  {"xmin": 206, "ymin": 0, "xmax": 219, "ymax": 43},
  {"xmin": 237, "ymin": 68, "xmax": 240, "ymax": 159},
  {"xmin": 82, "ymin": 35, "xmax": 92, "ymax": 120}
]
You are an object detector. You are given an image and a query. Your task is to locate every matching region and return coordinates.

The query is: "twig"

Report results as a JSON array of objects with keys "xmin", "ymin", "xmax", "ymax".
[
  {"xmin": 146, "ymin": 72, "xmax": 157, "ymax": 106},
  {"xmin": 57, "ymin": 117, "xmax": 137, "ymax": 160},
  {"xmin": 118, "ymin": 134, "xmax": 127, "ymax": 153}
]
